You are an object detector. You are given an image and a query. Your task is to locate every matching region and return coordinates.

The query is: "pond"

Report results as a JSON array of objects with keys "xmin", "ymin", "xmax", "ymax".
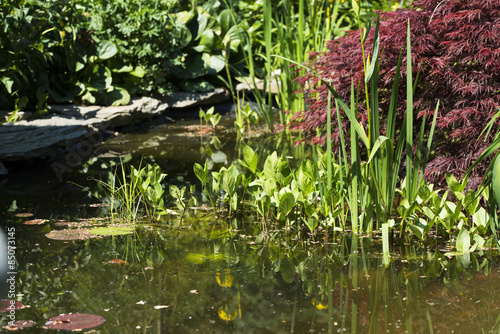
[{"xmin": 1, "ymin": 110, "xmax": 500, "ymax": 333}]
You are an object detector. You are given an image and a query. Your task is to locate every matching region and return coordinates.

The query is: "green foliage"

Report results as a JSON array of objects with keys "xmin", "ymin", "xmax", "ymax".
[
  {"xmin": 82, "ymin": 160, "xmax": 169, "ymax": 222},
  {"xmin": 0, "ymin": 0, "xmax": 136, "ymax": 111},
  {"xmin": 199, "ymin": 106, "xmax": 221, "ymax": 129}
]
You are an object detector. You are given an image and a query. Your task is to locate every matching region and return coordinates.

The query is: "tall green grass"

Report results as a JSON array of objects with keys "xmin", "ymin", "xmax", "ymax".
[
  {"xmin": 277, "ymin": 14, "xmax": 440, "ymax": 253},
  {"xmin": 224, "ymin": 0, "xmax": 370, "ymax": 132}
]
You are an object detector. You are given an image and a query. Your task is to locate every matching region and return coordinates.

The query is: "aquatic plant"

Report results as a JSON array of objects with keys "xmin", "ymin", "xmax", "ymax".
[
  {"xmin": 80, "ymin": 160, "xmax": 169, "ymax": 222},
  {"xmin": 289, "ymin": 0, "xmax": 500, "ymax": 186}
]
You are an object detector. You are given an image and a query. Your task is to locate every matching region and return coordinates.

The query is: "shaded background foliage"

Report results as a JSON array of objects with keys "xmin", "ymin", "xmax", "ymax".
[
  {"xmin": 0, "ymin": 0, "xmax": 234, "ymax": 111},
  {"xmin": 290, "ymin": 0, "xmax": 500, "ymax": 187}
]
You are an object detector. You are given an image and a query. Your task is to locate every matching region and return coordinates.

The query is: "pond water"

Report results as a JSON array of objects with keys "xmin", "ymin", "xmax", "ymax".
[{"xmin": 1, "ymin": 112, "xmax": 500, "ymax": 333}]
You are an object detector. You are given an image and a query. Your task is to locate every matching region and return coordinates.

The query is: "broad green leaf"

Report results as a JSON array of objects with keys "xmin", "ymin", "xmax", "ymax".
[
  {"xmin": 304, "ymin": 215, "xmax": 318, "ymax": 233},
  {"xmin": 464, "ymin": 189, "xmax": 480, "ymax": 215},
  {"xmin": 279, "ymin": 192, "xmax": 295, "ymax": 216},
  {"xmin": 88, "ymin": 65, "xmax": 112, "ymax": 90},
  {"xmin": 492, "ymin": 154, "xmax": 500, "ymax": 208},
  {"xmin": 243, "ymin": 145, "xmax": 258, "ymax": 173},
  {"xmin": 130, "ymin": 66, "xmax": 145, "ymax": 78},
  {"xmin": 446, "ymin": 172, "xmax": 465, "ymax": 200},
  {"xmin": 473, "ymin": 234, "xmax": 485, "ymax": 250},
  {"xmin": 101, "ymin": 86, "xmax": 130, "ymax": 106},
  {"xmin": 208, "ymin": 54, "xmax": 225, "ymax": 73},
  {"xmin": 218, "ymin": 9, "xmax": 232, "ymax": 38},
  {"xmin": 1, "ymin": 76, "xmax": 14, "ymax": 94},
  {"xmin": 97, "ymin": 41, "xmax": 117, "ymax": 60},
  {"xmin": 175, "ymin": 11, "xmax": 193, "ymax": 24},
  {"xmin": 473, "ymin": 207, "xmax": 489, "ymax": 230},
  {"xmin": 407, "ymin": 218, "xmax": 427, "ymax": 240},
  {"xmin": 457, "ymin": 253, "xmax": 470, "ymax": 268},
  {"xmin": 194, "ymin": 162, "xmax": 207, "ymax": 185},
  {"xmin": 456, "ymin": 228, "xmax": 470, "ymax": 254},
  {"xmin": 193, "ymin": 29, "xmax": 214, "ymax": 52}
]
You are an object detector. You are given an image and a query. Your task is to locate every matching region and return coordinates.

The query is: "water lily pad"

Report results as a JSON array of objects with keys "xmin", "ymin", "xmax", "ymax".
[
  {"xmin": 89, "ymin": 226, "xmax": 134, "ymax": 236},
  {"xmin": 0, "ymin": 300, "xmax": 24, "ymax": 312},
  {"xmin": 45, "ymin": 229, "xmax": 97, "ymax": 241},
  {"xmin": 2, "ymin": 320, "xmax": 34, "ymax": 330},
  {"xmin": 44, "ymin": 313, "xmax": 105, "ymax": 331},
  {"xmin": 14, "ymin": 213, "xmax": 33, "ymax": 218},
  {"xmin": 23, "ymin": 219, "xmax": 47, "ymax": 225}
]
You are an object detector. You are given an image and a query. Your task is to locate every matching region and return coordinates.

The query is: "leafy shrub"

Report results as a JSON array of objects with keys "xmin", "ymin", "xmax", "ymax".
[
  {"xmin": 0, "ymin": 0, "xmax": 236, "ymax": 112},
  {"xmin": 0, "ymin": 0, "xmax": 134, "ymax": 112},
  {"xmin": 76, "ymin": 0, "xmax": 186, "ymax": 94},
  {"xmin": 290, "ymin": 0, "xmax": 500, "ymax": 187}
]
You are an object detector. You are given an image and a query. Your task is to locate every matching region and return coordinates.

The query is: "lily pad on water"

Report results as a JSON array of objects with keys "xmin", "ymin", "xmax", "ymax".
[
  {"xmin": 89, "ymin": 226, "xmax": 134, "ymax": 236},
  {"xmin": 45, "ymin": 229, "xmax": 97, "ymax": 241},
  {"xmin": 0, "ymin": 300, "xmax": 25, "ymax": 312},
  {"xmin": 14, "ymin": 213, "xmax": 33, "ymax": 218},
  {"xmin": 44, "ymin": 313, "xmax": 105, "ymax": 331},
  {"xmin": 2, "ymin": 320, "xmax": 34, "ymax": 330},
  {"xmin": 23, "ymin": 219, "xmax": 47, "ymax": 225}
]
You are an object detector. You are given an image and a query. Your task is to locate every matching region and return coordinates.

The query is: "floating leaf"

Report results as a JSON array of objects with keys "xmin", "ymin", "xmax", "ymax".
[
  {"xmin": 45, "ymin": 229, "xmax": 97, "ymax": 241},
  {"xmin": 2, "ymin": 320, "xmax": 34, "ymax": 330},
  {"xmin": 14, "ymin": 213, "xmax": 33, "ymax": 218},
  {"xmin": 44, "ymin": 313, "xmax": 105, "ymax": 331},
  {"xmin": 23, "ymin": 219, "xmax": 47, "ymax": 225},
  {"xmin": 0, "ymin": 300, "xmax": 25, "ymax": 313},
  {"xmin": 89, "ymin": 226, "xmax": 134, "ymax": 236}
]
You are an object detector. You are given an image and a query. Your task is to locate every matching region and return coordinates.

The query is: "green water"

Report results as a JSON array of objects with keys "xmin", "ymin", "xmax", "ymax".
[{"xmin": 2, "ymin": 115, "xmax": 500, "ymax": 333}]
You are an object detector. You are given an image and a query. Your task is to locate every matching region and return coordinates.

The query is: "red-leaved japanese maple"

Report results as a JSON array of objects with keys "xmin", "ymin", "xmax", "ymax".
[{"xmin": 289, "ymin": 0, "xmax": 500, "ymax": 187}]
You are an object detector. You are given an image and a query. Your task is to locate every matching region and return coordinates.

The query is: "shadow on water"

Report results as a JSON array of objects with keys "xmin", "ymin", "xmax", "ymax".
[{"xmin": 2, "ymin": 113, "xmax": 500, "ymax": 333}]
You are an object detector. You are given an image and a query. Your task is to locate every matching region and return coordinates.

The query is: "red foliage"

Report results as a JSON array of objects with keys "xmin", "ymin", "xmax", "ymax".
[{"xmin": 289, "ymin": 0, "xmax": 500, "ymax": 186}]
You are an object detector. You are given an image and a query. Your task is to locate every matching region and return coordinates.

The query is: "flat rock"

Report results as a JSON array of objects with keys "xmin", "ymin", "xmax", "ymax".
[
  {"xmin": 0, "ymin": 89, "xmax": 229, "ymax": 167},
  {"xmin": 0, "ymin": 116, "xmax": 102, "ymax": 161},
  {"xmin": 156, "ymin": 88, "xmax": 229, "ymax": 109}
]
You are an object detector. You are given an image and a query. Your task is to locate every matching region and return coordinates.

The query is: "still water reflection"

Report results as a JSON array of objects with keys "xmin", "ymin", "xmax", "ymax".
[
  {"xmin": 1, "ymin": 115, "xmax": 500, "ymax": 333},
  {"xmin": 2, "ymin": 219, "xmax": 500, "ymax": 333}
]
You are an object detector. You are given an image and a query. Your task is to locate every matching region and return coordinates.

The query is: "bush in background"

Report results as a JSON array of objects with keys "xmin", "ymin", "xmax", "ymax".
[{"xmin": 290, "ymin": 0, "xmax": 500, "ymax": 186}]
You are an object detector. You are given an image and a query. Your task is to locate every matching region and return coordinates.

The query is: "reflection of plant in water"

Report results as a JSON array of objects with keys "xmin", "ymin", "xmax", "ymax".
[{"xmin": 216, "ymin": 268, "xmax": 233, "ymax": 288}]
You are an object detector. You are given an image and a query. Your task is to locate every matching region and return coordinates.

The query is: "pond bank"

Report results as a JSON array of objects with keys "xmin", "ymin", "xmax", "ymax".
[{"xmin": 0, "ymin": 88, "xmax": 230, "ymax": 176}]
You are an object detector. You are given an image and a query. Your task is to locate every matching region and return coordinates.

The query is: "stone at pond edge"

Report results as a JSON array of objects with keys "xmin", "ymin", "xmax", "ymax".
[
  {"xmin": 44, "ymin": 313, "xmax": 105, "ymax": 331},
  {"xmin": 45, "ymin": 229, "xmax": 97, "ymax": 241},
  {"xmin": 0, "ymin": 90, "xmax": 229, "ymax": 165}
]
